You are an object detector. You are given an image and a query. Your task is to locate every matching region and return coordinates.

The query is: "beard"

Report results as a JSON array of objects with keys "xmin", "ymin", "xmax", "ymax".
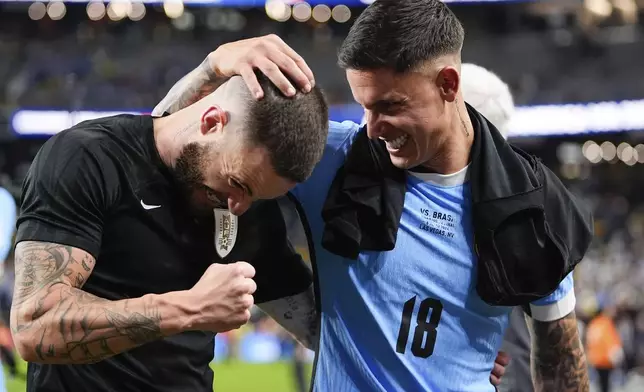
[{"xmin": 172, "ymin": 142, "xmax": 225, "ymax": 215}]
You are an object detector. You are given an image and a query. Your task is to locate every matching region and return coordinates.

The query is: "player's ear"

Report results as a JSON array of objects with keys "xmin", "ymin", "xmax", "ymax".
[
  {"xmin": 200, "ymin": 105, "xmax": 228, "ymax": 135},
  {"xmin": 436, "ymin": 67, "xmax": 459, "ymax": 103}
]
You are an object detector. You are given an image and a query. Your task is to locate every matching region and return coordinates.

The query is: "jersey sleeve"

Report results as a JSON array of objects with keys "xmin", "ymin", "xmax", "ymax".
[
  {"xmin": 0, "ymin": 188, "xmax": 16, "ymax": 262},
  {"xmin": 527, "ymin": 271, "xmax": 576, "ymax": 322},
  {"xmin": 15, "ymin": 132, "xmax": 119, "ymax": 259}
]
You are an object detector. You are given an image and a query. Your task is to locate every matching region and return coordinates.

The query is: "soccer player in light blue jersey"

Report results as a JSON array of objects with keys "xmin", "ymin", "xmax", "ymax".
[{"xmin": 154, "ymin": 2, "xmax": 589, "ymax": 390}]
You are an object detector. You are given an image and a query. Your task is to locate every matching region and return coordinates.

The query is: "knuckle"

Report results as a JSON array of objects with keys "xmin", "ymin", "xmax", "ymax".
[
  {"xmin": 233, "ymin": 263, "xmax": 246, "ymax": 276},
  {"xmin": 263, "ymin": 62, "xmax": 280, "ymax": 73},
  {"xmin": 241, "ymin": 310, "xmax": 251, "ymax": 324}
]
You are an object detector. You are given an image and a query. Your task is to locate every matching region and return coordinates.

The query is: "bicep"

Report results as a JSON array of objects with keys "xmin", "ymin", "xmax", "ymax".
[
  {"xmin": 526, "ymin": 275, "xmax": 580, "ymax": 349},
  {"xmin": 527, "ymin": 272, "xmax": 575, "ymax": 322},
  {"xmin": 13, "ymin": 241, "xmax": 96, "ymax": 307},
  {"xmin": 526, "ymin": 272, "xmax": 580, "ymax": 350}
]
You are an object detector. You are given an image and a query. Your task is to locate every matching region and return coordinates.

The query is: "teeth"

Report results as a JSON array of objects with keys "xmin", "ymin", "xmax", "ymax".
[{"xmin": 381, "ymin": 135, "xmax": 409, "ymax": 150}]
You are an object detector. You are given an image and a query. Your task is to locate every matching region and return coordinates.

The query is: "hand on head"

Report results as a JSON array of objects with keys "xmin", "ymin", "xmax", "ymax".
[{"xmin": 208, "ymin": 34, "xmax": 315, "ymax": 99}]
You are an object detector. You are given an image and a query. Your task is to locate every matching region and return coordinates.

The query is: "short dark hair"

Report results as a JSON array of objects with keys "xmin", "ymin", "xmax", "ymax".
[
  {"xmin": 245, "ymin": 71, "xmax": 328, "ymax": 183},
  {"xmin": 338, "ymin": 0, "xmax": 465, "ymax": 72}
]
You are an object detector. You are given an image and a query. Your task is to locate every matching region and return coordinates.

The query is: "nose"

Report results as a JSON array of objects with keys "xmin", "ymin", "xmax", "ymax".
[
  {"xmin": 366, "ymin": 119, "xmax": 383, "ymax": 140},
  {"xmin": 364, "ymin": 112, "xmax": 384, "ymax": 140},
  {"xmin": 228, "ymin": 196, "xmax": 251, "ymax": 216}
]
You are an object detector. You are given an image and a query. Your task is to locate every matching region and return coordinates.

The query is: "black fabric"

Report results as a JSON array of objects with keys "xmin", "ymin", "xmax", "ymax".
[
  {"xmin": 16, "ymin": 115, "xmax": 312, "ymax": 392},
  {"xmin": 320, "ymin": 129, "xmax": 406, "ymax": 259},
  {"xmin": 321, "ymin": 104, "xmax": 593, "ymax": 306}
]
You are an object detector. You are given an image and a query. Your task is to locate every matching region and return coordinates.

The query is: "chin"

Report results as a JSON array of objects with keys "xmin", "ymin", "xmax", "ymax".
[{"xmin": 389, "ymin": 155, "xmax": 414, "ymax": 170}]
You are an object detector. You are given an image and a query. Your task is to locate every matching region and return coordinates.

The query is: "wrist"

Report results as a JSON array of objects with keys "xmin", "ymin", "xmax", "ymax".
[
  {"xmin": 206, "ymin": 51, "xmax": 222, "ymax": 78},
  {"xmin": 149, "ymin": 290, "xmax": 200, "ymax": 336}
]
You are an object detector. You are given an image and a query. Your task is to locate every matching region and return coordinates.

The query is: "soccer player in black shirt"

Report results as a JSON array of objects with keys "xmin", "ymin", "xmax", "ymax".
[{"xmin": 11, "ymin": 45, "xmax": 326, "ymax": 391}]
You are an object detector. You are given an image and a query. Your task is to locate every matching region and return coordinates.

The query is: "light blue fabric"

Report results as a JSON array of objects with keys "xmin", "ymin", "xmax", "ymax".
[{"xmin": 290, "ymin": 121, "xmax": 575, "ymax": 392}]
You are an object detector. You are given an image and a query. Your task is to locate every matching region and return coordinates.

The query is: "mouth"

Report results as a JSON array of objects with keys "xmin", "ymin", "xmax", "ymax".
[
  {"xmin": 380, "ymin": 134, "xmax": 410, "ymax": 152},
  {"xmin": 206, "ymin": 188, "xmax": 227, "ymax": 209}
]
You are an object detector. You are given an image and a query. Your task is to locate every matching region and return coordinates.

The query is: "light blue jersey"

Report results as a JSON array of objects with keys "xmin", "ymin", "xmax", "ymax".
[
  {"xmin": 291, "ymin": 121, "xmax": 575, "ymax": 392},
  {"xmin": 0, "ymin": 188, "xmax": 13, "ymax": 392},
  {"xmin": 0, "ymin": 187, "xmax": 16, "ymax": 262}
]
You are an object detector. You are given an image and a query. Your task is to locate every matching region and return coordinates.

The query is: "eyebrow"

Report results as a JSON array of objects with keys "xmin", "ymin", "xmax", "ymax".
[{"xmin": 365, "ymin": 97, "xmax": 407, "ymax": 110}]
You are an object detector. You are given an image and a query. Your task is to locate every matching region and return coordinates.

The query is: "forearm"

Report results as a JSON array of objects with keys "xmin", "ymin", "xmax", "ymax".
[
  {"xmin": 11, "ymin": 285, "xmax": 194, "ymax": 364},
  {"xmin": 529, "ymin": 312, "xmax": 590, "ymax": 392},
  {"xmin": 257, "ymin": 284, "xmax": 318, "ymax": 351},
  {"xmin": 151, "ymin": 55, "xmax": 225, "ymax": 116}
]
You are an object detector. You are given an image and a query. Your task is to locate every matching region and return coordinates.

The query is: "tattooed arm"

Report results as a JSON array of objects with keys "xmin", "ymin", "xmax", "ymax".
[
  {"xmin": 258, "ymin": 284, "xmax": 318, "ymax": 351},
  {"xmin": 528, "ymin": 311, "xmax": 590, "ymax": 392},
  {"xmin": 151, "ymin": 56, "xmax": 225, "ymax": 117},
  {"xmin": 152, "ymin": 36, "xmax": 315, "ymax": 116},
  {"xmin": 11, "ymin": 241, "xmax": 191, "ymax": 364}
]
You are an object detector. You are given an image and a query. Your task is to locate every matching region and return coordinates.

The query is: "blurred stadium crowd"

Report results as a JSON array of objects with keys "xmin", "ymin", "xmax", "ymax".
[{"xmin": 0, "ymin": 1, "xmax": 644, "ymax": 391}]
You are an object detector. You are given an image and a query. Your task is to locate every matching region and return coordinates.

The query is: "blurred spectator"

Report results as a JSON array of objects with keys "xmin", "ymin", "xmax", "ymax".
[{"xmin": 586, "ymin": 305, "xmax": 625, "ymax": 392}]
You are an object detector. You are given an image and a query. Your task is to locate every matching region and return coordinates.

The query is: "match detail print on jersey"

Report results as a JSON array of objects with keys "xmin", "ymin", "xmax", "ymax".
[{"xmin": 214, "ymin": 208, "xmax": 238, "ymax": 258}]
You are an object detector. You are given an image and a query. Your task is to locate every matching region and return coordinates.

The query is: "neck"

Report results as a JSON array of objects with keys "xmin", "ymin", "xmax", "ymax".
[
  {"xmin": 153, "ymin": 112, "xmax": 199, "ymax": 169},
  {"xmin": 419, "ymin": 98, "xmax": 474, "ymax": 174}
]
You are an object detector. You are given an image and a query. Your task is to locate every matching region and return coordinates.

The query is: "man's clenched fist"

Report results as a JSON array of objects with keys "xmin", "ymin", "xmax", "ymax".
[{"xmin": 189, "ymin": 262, "xmax": 257, "ymax": 333}]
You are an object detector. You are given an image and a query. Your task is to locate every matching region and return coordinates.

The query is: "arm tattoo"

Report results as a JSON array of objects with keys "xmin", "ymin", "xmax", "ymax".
[
  {"xmin": 151, "ymin": 57, "xmax": 226, "ymax": 116},
  {"xmin": 529, "ymin": 312, "xmax": 590, "ymax": 392},
  {"xmin": 11, "ymin": 241, "xmax": 162, "ymax": 364}
]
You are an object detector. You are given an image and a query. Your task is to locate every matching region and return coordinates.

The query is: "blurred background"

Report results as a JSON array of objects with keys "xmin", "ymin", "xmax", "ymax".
[{"xmin": 0, "ymin": 0, "xmax": 644, "ymax": 391}]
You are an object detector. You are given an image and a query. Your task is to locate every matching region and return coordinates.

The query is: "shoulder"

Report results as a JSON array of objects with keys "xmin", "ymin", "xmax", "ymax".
[
  {"xmin": 27, "ymin": 124, "xmax": 126, "ymax": 200},
  {"xmin": 35, "ymin": 115, "xmax": 139, "ymax": 173},
  {"xmin": 290, "ymin": 121, "xmax": 361, "ymax": 203},
  {"xmin": 327, "ymin": 120, "xmax": 361, "ymax": 154},
  {"xmin": 32, "ymin": 131, "xmax": 103, "ymax": 179}
]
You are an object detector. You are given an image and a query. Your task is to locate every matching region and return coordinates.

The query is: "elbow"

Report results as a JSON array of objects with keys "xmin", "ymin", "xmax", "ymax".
[
  {"xmin": 12, "ymin": 330, "xmax": 39, "ymax": 363},
  {"xmin": 14, "ymin": 341, "xmax": 37, "ymax": 363},
  {"xmin": 11, "ymin": 311, "xmax": 44, "ymax": 363}
]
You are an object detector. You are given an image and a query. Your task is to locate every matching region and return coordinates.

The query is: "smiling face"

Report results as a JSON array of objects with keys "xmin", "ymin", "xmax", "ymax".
[
  {"xmin": 347, "ymin": 67, "xmax": 458, "ymax": 170},
  {"xmin": 172, "ymin": 137, "xmax": 295, "ymax": 217},
  {"xmin": 167, "ymin": 73, "xmax": 327, "ymax": 217}
]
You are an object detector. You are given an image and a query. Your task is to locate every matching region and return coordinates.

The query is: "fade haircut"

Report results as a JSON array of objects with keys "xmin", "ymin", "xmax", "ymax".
[
  {"xmin": 244, "ymin": 71, "xmax": 329, "ymax": 183},
  {"xmin": 338, "ymin": 0, "xmax": 465, "ymax": 73}
]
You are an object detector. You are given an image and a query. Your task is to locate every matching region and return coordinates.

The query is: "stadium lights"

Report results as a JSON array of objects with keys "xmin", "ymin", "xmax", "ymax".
[
  {"xmin": 46, "ymin": 0, "xmax": 66, "ymax": 20},
  {"xmin": 107, "ymin": 1, "xmax": 130, "ymax": 21},
  {"xmin": 331, "ymin": 4, "xmax": 350, "ymax": 23},
  {"xmin": 164, "ymin": 0, "xmax": 185, "ymax": 18},
  {"xmin": 27, "ymin": 2, "xmax": 47, "ymax": 20},
  {"xmin": 292, "ymin": 2, "xmax": 311, "ymax": 22},
  {"xmin": 312, "ymin": 4, "xmax": 331, "ymax": 23},
  {"xmin": 582, "ymin": 140, "xmax": 643, "ymax": 165},
  {"xmin": 86, "ymin": 1, "xmax": 106, "ymax": 20},
  {"xmin": 265, "ymin": 0, "xmax": 291, "ymax": 22},
  {"xmin": 10, "ymin": 99, "xmax": 644, "ymax": 138}
]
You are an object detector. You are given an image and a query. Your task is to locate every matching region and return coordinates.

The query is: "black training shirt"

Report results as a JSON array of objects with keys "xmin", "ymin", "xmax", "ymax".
[{"xmin": 15, "ymin": 115, "xmax": 312, "ymax": 392}]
